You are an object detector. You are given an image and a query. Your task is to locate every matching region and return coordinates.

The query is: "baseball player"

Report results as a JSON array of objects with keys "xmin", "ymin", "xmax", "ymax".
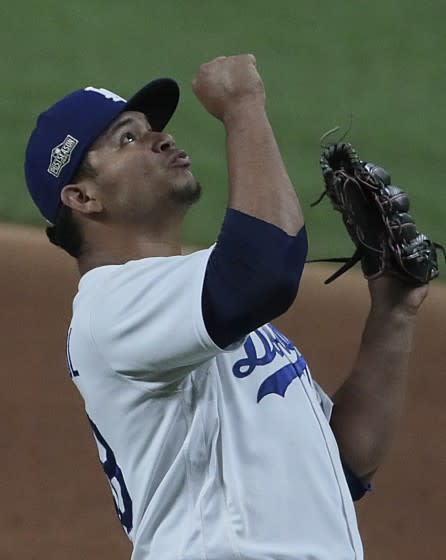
[{"xmin": 24, "ymin": 55, "xmax": 428, "ymax": 559}]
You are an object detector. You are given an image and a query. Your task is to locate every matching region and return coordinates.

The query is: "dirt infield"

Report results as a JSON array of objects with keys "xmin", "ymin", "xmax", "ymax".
[{"xmin": 1, "ymin": 224, "xmax": 444, "ymax": 560}]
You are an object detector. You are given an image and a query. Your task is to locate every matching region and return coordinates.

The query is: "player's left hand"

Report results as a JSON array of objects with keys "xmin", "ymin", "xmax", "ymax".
[{"xmin": 368, "ymin": 274, "xmax": 429, "ymax": 316}]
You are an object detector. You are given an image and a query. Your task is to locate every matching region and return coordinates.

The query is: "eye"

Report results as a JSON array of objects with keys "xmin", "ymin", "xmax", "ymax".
[{"xmin": 120, "ymin": 131, "xmax": 135, "ymax": 146}]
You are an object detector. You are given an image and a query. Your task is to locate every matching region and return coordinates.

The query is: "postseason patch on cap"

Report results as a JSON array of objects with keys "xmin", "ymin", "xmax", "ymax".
[{"xmin": 47, "ymin": 134, "xmax": 79, "ymax": 178}]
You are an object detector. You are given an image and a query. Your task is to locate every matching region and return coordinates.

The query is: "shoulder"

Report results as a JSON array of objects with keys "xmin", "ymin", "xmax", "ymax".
[{"xmin": 77, "ymin": 247, "xmax": 214, "ymax": 297}]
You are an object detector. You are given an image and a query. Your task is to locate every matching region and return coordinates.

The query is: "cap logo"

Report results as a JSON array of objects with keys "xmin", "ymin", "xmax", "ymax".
[
  {"xmin": 47, "ymin": 134, "xmax": 79, "ymax": 178},
  {"xmin": 84, "ymin": 86, "xmax": 126, "ymax": 103}
]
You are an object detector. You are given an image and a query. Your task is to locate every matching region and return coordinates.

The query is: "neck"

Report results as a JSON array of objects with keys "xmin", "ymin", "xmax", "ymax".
[{"xmin": 77, "ymin": 220, "xmax": 183, "ymax": 276}]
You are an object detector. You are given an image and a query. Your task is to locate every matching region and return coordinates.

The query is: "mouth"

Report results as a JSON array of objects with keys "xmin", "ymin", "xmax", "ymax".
[{"xmin": 169, "ymin": 150, "xmax": 191, "ymax": 169}]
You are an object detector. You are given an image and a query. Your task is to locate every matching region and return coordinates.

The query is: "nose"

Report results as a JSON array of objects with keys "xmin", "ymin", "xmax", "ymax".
[{"xmin": 153, "ymin": 132, "xmax": 175, "ymax": 153}]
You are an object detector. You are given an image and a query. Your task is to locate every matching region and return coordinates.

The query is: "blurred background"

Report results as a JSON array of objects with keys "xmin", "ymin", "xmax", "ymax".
[{"xmin": 1, "ymin": 1, "xmax": 444, "ymax": 559}]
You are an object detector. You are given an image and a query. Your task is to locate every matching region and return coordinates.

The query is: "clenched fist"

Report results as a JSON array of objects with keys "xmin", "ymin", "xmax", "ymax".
[{"xmin": 192, "ymin": 54, "xmax": 265, "ymax": 123}]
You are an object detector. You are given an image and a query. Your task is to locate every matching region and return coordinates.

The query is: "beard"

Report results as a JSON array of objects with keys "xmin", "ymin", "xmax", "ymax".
[{"xmin": 169, "ymin": 179, "xmax": 202, "ymax": 206}]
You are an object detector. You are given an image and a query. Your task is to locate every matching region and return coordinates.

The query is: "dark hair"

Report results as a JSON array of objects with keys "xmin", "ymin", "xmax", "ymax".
[{"xmin": 46, "ymin": 156, "xmax": 96, "ymax": 258}]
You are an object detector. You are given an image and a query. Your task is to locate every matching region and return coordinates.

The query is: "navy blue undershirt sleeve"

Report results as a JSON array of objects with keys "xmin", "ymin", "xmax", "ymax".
[
  {"xmin": 342, "ymin": 461, "xmax": 372, "ymax": 501},
  {"xmin": 202, "ymin": 208, "xmax": 308, "ymax": 348}
]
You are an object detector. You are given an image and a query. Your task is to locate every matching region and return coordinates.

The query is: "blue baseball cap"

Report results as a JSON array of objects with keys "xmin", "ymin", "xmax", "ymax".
[{"xmin": 25, "ymin": 78, "xmax": 180, "ymax": 223}]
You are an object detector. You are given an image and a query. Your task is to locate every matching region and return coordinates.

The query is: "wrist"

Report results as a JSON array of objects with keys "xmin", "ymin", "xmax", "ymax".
[
  {"xmin": 222, "ymin": 97, "xmax": 267, "ymax": 129},
  {"xmin": 368, "ymin": 276, "xmax": 429, "ymax": 318},
  {"xmin": 363, "ymin": 302, "xmax": 418, "ymax": 353}
]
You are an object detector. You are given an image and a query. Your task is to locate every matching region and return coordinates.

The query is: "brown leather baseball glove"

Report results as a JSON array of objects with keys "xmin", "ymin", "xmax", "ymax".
[{"xmin": 311, "ymin": 141, "xmax": 444, "ymax": 284}]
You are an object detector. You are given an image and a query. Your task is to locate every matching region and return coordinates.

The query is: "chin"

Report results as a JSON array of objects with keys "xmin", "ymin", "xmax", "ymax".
[{"xmin": 171, "ymin": 179, "xmax": 202, "ymax": 205}]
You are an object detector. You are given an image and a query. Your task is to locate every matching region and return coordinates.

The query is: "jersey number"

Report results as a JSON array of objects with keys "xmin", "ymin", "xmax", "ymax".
[{"xmin": 88, "ymin": 416, "xmax": 133, "ymax": 535}]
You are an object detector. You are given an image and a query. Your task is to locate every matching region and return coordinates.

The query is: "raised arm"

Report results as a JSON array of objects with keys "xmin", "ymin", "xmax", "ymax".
[
  {"xmin": 193, "ymin": 55, "xmax": 307, "ymax": 348},
  {"xmin": 192, "ymin": 54, "xmax": 304, "ymax": 236},
  {"xmin": 330, "ymin": 276, "xmax": 429, "ymax": 483}
]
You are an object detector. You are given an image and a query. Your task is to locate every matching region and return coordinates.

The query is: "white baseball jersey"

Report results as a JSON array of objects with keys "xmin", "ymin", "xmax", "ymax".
[{"xmin": 67, "ymin": 247, "xmax": 363, "ymax": 560}]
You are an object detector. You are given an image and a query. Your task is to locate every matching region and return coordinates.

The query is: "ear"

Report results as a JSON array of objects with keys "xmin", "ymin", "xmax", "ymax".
[{"xmin": 61, "ymin": 183, "xmax": 103, "ymax": 215}]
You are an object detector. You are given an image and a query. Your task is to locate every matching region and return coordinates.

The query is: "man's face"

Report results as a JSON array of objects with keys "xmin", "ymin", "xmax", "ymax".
[{"xmin": 85, "ymin": 110, "xmax": 201, "ymax": 225}]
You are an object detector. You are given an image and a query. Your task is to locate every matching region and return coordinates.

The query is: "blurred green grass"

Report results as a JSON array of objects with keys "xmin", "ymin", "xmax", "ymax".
[{"xmin": 1, "ymin": 0, "xmax": 445, "ymax": 259}]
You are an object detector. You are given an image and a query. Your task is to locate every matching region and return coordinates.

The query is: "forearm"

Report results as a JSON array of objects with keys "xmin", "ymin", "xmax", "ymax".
[
  {"xmin": 330, "ymin": 299, "xmax": 418, "ymax": 482},
  {"xmin": 192, "ymin": 54, "xmax": 303, "ymax": 236},
  {"xmin": 224, "ymin": 102, "xmax": 304, "ymax": 236}
]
